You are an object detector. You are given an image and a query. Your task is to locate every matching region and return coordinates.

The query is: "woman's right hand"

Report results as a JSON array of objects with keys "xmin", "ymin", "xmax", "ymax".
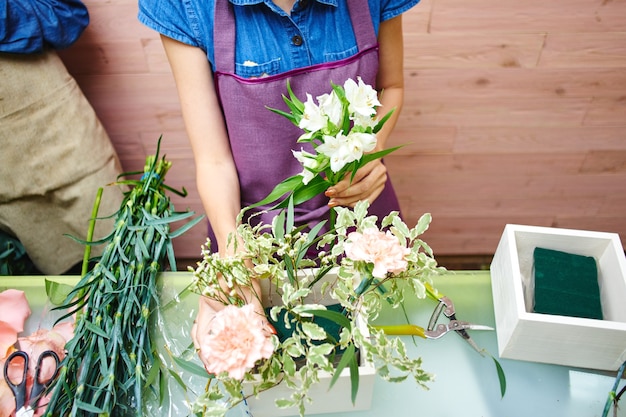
[{"xmin": 190, "ymin": 279, "xmax": 275, "ymax": 371}]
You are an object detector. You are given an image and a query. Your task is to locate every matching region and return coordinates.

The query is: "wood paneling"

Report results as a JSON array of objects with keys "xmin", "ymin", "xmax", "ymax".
[{"xmin": 57, "ymin": 0, "xmax": 626, "ymax": 259}]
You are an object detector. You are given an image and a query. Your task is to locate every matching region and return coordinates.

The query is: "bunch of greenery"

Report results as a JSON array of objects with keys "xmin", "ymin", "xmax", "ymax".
[
  {"xmin": 44, "ymin": 139, "xmax": 202, "ymax": 416},
  {"xmin": 190, "ymin": 200, "xmax": 443, "ymax": 417}
]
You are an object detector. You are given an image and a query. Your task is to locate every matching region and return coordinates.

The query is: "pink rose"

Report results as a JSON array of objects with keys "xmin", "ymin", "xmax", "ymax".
[
  {"xmin": 344, "ymin": 228, "xmax": 410, "ymax": 278},
  {"xmin": 199, "ymin": 304, "xmax": 274, "ymax": 380}
]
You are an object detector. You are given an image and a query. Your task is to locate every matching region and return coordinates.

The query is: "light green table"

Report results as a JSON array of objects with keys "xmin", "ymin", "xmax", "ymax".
[{"xmin": 2, "ymin": 272, "xmax": 622, "ymax": 417}]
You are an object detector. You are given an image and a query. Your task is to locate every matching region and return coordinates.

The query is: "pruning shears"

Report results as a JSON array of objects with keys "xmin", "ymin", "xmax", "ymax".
[{"xmin": 377, "ymin": 283, "xmax": 493, "ymax": 354}]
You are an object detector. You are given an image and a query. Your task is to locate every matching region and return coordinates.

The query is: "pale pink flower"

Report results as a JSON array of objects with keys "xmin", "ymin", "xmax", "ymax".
[
  {"xmin": 0, "ymin": 289, "xmax": 31, "ymax": 357},
  {"xmin": 199, "ymin": 304, "xmax": 274, "ymax": 380},
  {"xmin": 344, "ymin": 228, "xmax": 410, "ymax": 278}
]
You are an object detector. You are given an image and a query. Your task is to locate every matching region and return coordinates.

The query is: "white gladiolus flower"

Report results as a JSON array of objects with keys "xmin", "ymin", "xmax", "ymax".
[
  {"xmin": 343, "ymin": 77, "xmax": 380, "ymax": 118},
  {"xmin": 298, "ymin": 93, "xmax": 328, "ymax": 132},
  {"xmin": 317, "ymin": 91, "xmax": 343, "ymax": 127}
]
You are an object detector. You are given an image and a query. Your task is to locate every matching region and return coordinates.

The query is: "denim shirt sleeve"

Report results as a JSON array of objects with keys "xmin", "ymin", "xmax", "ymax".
[
  {"xmin": 138, "ymin": 0, "xmax": 214, "ymax": 58},
  {"xmin": 0, "ymin": 0, "xmax": 89, "ymax": 53}
]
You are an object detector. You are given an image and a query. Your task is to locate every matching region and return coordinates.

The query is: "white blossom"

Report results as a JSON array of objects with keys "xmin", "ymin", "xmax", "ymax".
[
  {"xmin": 292, "ymin": 148, "xmax": 319, "ymax": 184},
  {"xmin": 343, "ymin": 77, "xmax": 380, "ymax": 118},
  {"xmin": 317, "ymin": 133, "xmax": 353, "ymax": 172},
  {"xmin": 317, "ymin": 91, "xmax": 343, "ymax": 127},
  {"xmin": 346, "ymin": 131, "xmax": 377, "ymax": 158},
  {"xmin": 298, "ymin": 93, "xmax": 327, "ymax": 133},
  {"xmin": 351, "ymin": 111, "xmax": 378, "ymax": 130}
]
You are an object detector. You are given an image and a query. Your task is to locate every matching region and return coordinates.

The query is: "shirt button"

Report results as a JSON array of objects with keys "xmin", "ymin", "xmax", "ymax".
[
  {"xmin": 300, "ymin": 0, "xmax": 309, "ymax": 7},
  {"xmin": 292, "ymin": 35, "xmax": 303, "ymax": 46}
]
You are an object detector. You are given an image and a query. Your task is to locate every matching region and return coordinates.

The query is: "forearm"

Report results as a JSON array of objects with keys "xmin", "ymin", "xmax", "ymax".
[
  {"xmin": 195, "ymin": 160, "xmax": 241, "ymax": 254},
  {"xmin": 375, "ymin": 14, "xmax": 406, "ymax": 150},
  {"xmin": 375, "ymin": 86, "xmax": 403, "ymax": 151},
  {"xmin": 161, "ymin": 35, "xmax": 241, "ymax": 254}
]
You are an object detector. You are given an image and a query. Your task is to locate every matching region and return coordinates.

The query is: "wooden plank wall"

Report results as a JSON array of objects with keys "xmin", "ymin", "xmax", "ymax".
[{"xmin": 58, "ymin": 0, "xmax": 626, "ymax": 261}]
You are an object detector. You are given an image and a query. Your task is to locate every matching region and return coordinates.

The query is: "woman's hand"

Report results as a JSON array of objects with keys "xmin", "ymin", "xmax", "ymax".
[
  {"xmin": 325, "ymin": 159, "xmax": 388, "ymax": 208},
  {"xmin": 190, "ymin": 279, "xmax": 275, "ymax": 371}
]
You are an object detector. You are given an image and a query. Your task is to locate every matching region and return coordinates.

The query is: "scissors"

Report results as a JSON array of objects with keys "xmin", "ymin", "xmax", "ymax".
[
  {"xmin": 3, "ymin": 350, "xmax": 60, "ymax": 417},
  {"xmin": 376, "ymin": 284, "xmax": 493, "ymax": 354}
]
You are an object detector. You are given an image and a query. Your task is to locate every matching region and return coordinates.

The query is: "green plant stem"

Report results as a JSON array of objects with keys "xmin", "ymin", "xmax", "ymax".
[
  {"xmin": 82, "ymin": 187, "xmax": 103, "ymax": 277},
  {"xmin": 603, "ymin": 360, "xmax": 626, "ymax": 417}
]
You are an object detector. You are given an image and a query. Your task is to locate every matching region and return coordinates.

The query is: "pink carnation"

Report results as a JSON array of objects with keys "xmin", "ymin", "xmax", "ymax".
[
  {"xmin": 344, "ymin": 228, "xmax": 410, "ymax": 278},
  {"xmin": 199, "ymin": 304, "xmax": 274, "ymax": 380}
]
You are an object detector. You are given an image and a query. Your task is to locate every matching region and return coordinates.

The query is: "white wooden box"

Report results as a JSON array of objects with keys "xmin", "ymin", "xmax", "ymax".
[
  {"xmin": 245, "ymin": 271, "xmax": 375, "ymax": 417},
  {"xmin": 490, "ymin": 224, "xmax": 626, "ymax": 371}
]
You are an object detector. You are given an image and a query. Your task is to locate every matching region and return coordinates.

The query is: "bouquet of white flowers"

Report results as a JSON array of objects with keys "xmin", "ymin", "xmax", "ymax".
[{"xmin": 250, "ymin": 76, "xmax": 400, "ymax": 211}]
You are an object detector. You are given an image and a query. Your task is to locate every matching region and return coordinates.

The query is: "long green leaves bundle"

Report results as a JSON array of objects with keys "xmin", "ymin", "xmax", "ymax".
[{"xmin": 45, "ymin": 139, "xmax": 202, "ymax": 416}]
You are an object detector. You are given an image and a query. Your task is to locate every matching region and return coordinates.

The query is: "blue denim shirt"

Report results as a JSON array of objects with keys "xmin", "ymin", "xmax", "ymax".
[
  {"xmin": 0, "ymin": 0, "xmax": 89, "ymax": 53},
  {"xmin": 138, "ymin": 0, "xmax": 419, "ymax": 77}
]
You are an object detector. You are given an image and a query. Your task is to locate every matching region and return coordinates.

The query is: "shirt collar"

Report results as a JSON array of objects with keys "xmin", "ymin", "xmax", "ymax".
[{"xmin": 229, "ymin": 0, "xmax": 338, "ymax": 8}]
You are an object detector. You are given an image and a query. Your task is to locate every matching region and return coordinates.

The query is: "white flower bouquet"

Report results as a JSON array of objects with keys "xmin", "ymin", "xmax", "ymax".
[{"xmin": 251, "ymin": 76, "xmax": 400, "ymax": 210}]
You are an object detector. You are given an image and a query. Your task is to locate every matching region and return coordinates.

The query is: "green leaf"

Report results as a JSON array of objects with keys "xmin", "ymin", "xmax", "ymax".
[
  {"xmin": 275, "ymin": 399, "xmax": 295, "ymax": 409},
  {"xmin": 289, "ymin": 176, "xmax": 329, "ymax": 206},
  {"xmin": 492, "ymin": 356, "xmax": 507, "ymax": 398},
  {"xmin": 414, "ymin": 212, "xmax": 432, "ymax": 235},
  {"xmin": 286, "ymin": 196, "xmax": 295, "ymax": 234},
  {"xmin": 300, "ymin": 308, "xmax": 351, "ymax": 330},
  {"xmin": 348, "ymin": 351, "xmax": 360, "ymax": 404},
  {"xmin": 45, "ymin": 279, "xmax": 75, "ymax": 306},
  {"xmin": 329, "ymin": 343, "xmax": 355, "ymax": 389},
  {"xmin": 247, "ymin": 175, "xmax": 303, "ymax": 210},
  {"xmin": 171, "ymin": 355, "xmax": 210, "ymax": 378},
  {"xmin": 85, "ymin": 321, "xmax": 110, "ymax": 339},
  {"xmin": 169, "ymin": 214, "xmax": 205, "ymax": 239},
  {"xmin": 286, "ymin": 79, "xmax": 305, "ymax": 112},
  {"xmin": 301, "ymin": 322, "xmax": 327, "ymax": 340},
  {"xmin": 359, "ymin": 145, "xmax": 403, "ymax": 165},
  {"xmin": 373, "ymin": 108, "xmax": 395, "ymax": 133},
  {"xmin": 272, "ymin": 209, "xmax": 286, "ymax": 241},
  {"xmin": 75, "ymin": 400, "xmax": 106, "ymax": 414},
  {"xmin": 266, "ymin": 106, "xmax": 298, "ymax": 125},
  {"xmin": 167, "ymin": 368, "xmax": 188, "ymax": 390}
]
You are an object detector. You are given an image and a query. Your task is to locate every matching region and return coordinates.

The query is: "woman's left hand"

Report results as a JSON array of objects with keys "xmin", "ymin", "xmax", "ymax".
[{"xmin": 325, "ymin": 159, "xmax": 388, "ymax": 208}]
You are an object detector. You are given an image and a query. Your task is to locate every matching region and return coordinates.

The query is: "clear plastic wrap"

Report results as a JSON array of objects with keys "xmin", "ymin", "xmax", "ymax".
[{"xmin": 146, "ymin": 273, "xmax": 252, "ymax": 417}]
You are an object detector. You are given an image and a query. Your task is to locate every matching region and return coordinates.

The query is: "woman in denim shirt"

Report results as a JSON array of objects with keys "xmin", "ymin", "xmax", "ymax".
[{"xmin": 138, "ymin": 0, "xmax": 420, "ymax": 367}]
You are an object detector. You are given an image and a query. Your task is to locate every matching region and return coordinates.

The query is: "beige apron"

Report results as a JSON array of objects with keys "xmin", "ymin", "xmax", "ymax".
[{"xmin": 0, "ymin": 50, "xmax": 125, "ymax": 274}]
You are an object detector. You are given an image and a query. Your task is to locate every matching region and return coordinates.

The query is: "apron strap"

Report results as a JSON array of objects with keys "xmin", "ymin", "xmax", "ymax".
[
  {"xmin": 213, "ymin": 0, "xmax": 376, "ymax": 74},
  {"xmin": 214, "ymin": 0, "xmax": 236, "ymax": 73}
]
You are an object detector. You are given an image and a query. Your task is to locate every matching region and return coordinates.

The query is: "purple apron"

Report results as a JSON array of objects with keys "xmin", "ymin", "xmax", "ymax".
[{"xmin": 211, "ymin": 0, "xmax": 400, "ymax": 248}]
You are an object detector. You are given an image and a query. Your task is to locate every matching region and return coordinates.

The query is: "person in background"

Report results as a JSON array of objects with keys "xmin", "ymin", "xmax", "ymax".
[
  {"xmin": 138, "ymin": 0, "xmax": 418, "ymax": 367},
  {"xmin": 0, "ymin": 0, "xmax": 125, "ymax": 275}
]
